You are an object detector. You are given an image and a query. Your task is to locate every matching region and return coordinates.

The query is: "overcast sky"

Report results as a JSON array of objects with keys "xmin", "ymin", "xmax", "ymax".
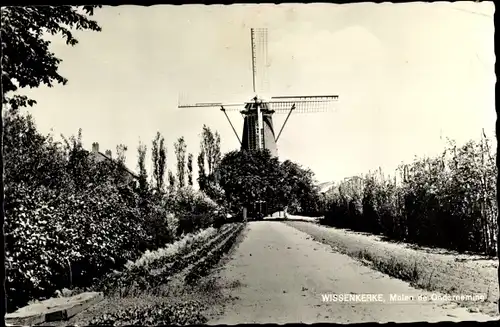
[{"xmin": 20, "ymin": 2, "xmax": 495, "ymax": 184}]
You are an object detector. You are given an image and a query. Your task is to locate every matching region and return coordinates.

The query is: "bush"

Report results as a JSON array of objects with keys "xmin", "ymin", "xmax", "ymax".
[
  {"xmin": 2, "ymin": 114, "xmax": 134, "ymax": 309},
  {"xmin": 322, "ymin": 135, "xmax": 497, "ymax": 255},
  {"xmin": 170, "ymin": 187, "xmax": 226, "ymax": 236},
  {"xmin": 4, "ymin": 169, "xmax": 150, "ymax": 311},
  {"xmin": 4, "ymin": 111, "xmax": 228, "ymax": 311}
]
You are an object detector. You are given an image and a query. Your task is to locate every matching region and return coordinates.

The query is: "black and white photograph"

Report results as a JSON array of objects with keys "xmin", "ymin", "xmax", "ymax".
[{"xmin": 1, "ymin": 2, "xmax": 498, "ymax": 325}]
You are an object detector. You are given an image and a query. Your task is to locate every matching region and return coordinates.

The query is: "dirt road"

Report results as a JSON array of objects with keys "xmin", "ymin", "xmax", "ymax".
[{"xmin": 208, "ymin": 221, "xmax": 497, "ymax": 324}]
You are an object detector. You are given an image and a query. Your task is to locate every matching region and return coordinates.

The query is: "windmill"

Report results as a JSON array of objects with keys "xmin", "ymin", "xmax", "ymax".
[{"xmin": 178, "ymin": 28, "xmax": 339, "ymax": 157}]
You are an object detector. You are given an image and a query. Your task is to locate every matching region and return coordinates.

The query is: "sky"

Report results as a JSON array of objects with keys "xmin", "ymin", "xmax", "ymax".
[{"xmin": 18, "ymin": 2, "xmax": 495, "ymax": 184}]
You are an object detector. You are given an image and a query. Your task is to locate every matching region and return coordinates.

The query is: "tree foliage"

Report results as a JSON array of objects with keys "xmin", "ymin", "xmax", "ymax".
[
  {"xmin": 1, "ymin": 6, "xmax": 233, "ymax": 312},
  {"xmin": 1, "ymin": 5, "xmax": 102, "ymax": 109},
  {"xmin": 2, "ymin": 10, "xmax": 103, "ymax": 311},
  {"xmin": 152, "ymin": 132, "xmax": 167, "ymax": 194},
  {"xmin": 199, "ymin": 125, "xmax": 221, "ymax": 176},
  {"xmin": 4, "ymin": 110, "xmax": 229, "ymax": 312},
  {"xmin": 197, "ymin": 125, "xmax": 222, "ymax": 197},
  {"xmin": 321, "ymin": 135, "xmax": 498, "ymax": 255},
  {"xmin": 168, "ymin": 169, "xmax": 176, "ymax": 194},
  {"xmin": 216, "ymin": 149, "xmax": 319, "ymax": 215},
  {"xmin": 174, "ymin": 137, "xmax": 187, "ymax": 189},
  {"xmin": 197, "ymin": 150, "xmax": 206, "ymax": 189},
  {"xmin": 280, "ymin": 160, "xmax": 321, "ymax": 215},
  {"xmin": 3, "ymin": 111, "xmax": 172, "ymax": 311},
  {"xmin": 187, "ymin": 153, "xmax": 193, "ymax": 187},
  {"xmin": 137, "ymin": 142, "xmax": 148, "ymax": 197},
  {"xmin": 116, "ymin": 144, "xmax": 127, "ymax": 164}
]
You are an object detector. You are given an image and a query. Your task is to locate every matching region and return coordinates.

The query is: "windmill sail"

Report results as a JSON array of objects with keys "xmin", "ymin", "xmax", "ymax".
[
  {"xmin": 251, "ymin": 28, "xmax": 270, "ymax": 96},
  {"xmin": 269, "ymin": 95, "xmax": 339, "ymax": 113}
]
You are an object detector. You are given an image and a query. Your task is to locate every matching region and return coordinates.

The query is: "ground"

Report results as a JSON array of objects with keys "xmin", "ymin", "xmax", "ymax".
[{"xmin": 207, "ymin": 220, "xmax": 498, "ymax": 324}]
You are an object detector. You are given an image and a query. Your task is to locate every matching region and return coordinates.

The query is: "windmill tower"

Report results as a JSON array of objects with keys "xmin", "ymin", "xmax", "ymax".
[{"xmin": 178, "ymin": 28, "xmax": 339, "ymax": 157}]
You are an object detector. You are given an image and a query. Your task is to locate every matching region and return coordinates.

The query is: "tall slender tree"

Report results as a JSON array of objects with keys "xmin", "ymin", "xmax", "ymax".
[
  {"xmin": 187, "ymin": 153, "xmax": 194, "ymax": 187},
  {"xmin": 168, "ymin": 169, "xmax": 176, "ymax": 194},
  {"xmin": 112, "ymin": 143, "xmax": 128, "ymax": 186},
  {"xmin": 197, "ymin": 150, "xmax": 206, "ymax": 190},
  {"xmin": 197, "ymin": 125, "xmax": 222, "ymax": 190},
  {"xmin": 137, "ymin": 142, "xmax": 148, "ymax": 196},
  {"xmin": 2, "ymin": 6, "xmax": 102, "ymax": 110},
  {"xmin": 213, "ymin": 132, "xmax": 222, "ymax": 183},
  {"xmin": 174, "ymin": 137, "xmax": 187, "ymax": 189},
  {"xmin": 199, "ymin": 125, "xmax": 221, "ymax": 176},
  {"xmin": 152, "ymin": 132, "xmax": 167, "ymax": 194},
  {"xmin": 116, "ymin": 144, "xmax": 128, "ymax": 165}
]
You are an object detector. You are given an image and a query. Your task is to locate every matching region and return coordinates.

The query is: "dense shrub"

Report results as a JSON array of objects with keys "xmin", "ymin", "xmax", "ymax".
[
  {"xmin": 321, "ymin": 135, "xmax": 498, "ymax": 256},
  {"xmin": 170, "ymin": 187, "xmax": 226, "ymax": 236},
  {"xmin": 3, "ymin": 111, "xmax": 224, "ymax": 312}
]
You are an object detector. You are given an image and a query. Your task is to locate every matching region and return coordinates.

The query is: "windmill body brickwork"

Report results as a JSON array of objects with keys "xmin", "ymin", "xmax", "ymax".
[{"xmin": 241, "ymin": 101, "xmax": 278, "ymax": 157}]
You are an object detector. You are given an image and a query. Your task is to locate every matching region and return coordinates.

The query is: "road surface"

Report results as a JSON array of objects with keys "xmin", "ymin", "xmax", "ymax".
[{"xmin": 208, "ymin": 221, "xmax": 497, "ymax": 324}]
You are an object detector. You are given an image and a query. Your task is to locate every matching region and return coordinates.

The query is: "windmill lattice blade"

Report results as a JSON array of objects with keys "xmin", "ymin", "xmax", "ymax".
[
  {"xmin": 271, "ymin": 102, "xmax": 331, "ymax": 113},
  {"xmin": 269, "ymin": 96, "xmax": 339, "ymax": 114},
  {"xmin": 251, "ymin": 28, "xmax": 269, "ymax": 95},
  {"xmin": 271, "ymin": 95, "xmax": 339, "ymax": 101},
  {"xmin": 222, "ymin": 107, "xmax": 242, "ymax": 112},
  {"xmin": 178, "ymin": 102, "xmax": 244, "ymax": 109},
  {"xmin": 178, "ymin": 103, "xmax": 221, "ymax": 108}
]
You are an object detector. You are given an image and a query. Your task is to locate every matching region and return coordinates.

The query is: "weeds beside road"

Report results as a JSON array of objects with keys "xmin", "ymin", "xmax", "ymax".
[{"xmin": 284, "ymin": 220, "xmax": 499, "ymax": 317}]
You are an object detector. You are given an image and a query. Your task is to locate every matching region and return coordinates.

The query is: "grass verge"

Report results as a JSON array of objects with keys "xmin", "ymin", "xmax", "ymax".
[{"xmin": 284, "ymin": 220, "xmax": 499, "ymax": 317}]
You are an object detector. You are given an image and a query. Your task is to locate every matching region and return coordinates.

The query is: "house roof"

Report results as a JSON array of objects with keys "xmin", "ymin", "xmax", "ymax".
[
  {"xmin": 316, "ymin": 181, "xmax": 336, "ymax": 193},
  {"xmin": 92, "ymin": 151, "xmax": 139, "ymax": 179},
  {"xmin": 316, "ymin": 176, "xmax": 364, "ymax": 194}
]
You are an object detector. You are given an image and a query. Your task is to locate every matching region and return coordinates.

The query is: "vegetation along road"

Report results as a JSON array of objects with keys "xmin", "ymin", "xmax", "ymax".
[{"xmin": 207, "ymin": 220, "xmax": 498, "ymax": 324}]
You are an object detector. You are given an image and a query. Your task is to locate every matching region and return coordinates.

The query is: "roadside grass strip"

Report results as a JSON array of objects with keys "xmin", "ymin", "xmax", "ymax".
[
  {"xmin": 185, "ymin": 223, "xmax": 245, "ymax": 284},
  {"xmin": 125, "ymin": 227, "xmax": 219, "ymax": 271},
  {"xmin": 95, "ymin": 225, "xmax": 233, "ymax": 296}
]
